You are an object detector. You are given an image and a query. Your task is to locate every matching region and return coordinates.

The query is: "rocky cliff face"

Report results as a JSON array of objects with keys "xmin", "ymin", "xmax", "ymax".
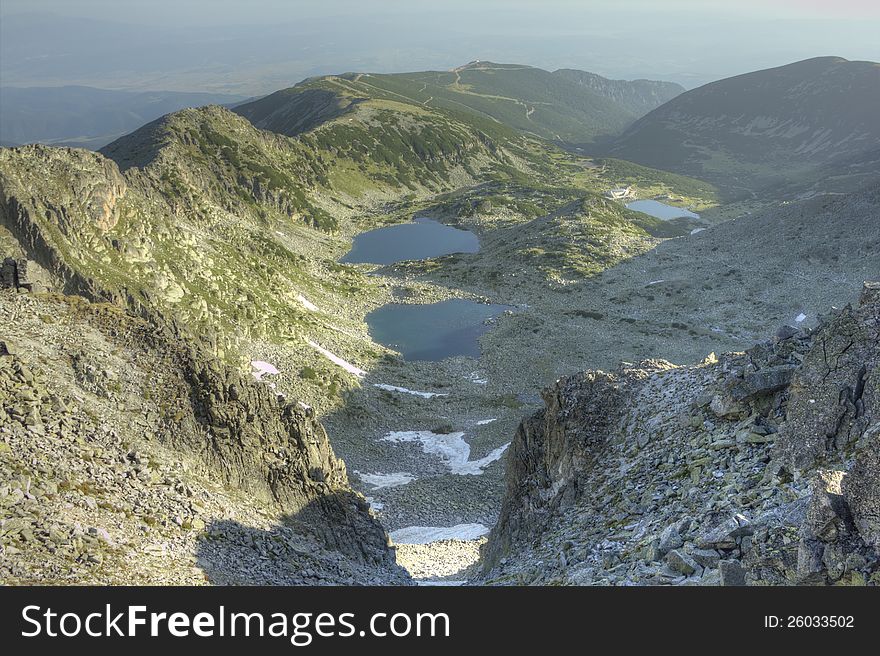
[
  {"xmin": 551, "ymin": 69, "xmax": 684, "ymax": 122},
  {"xmin": 0, "ymin": 129, "xmax": 411, "ymax": 584},
  {"xmin": 483, "ymin": 282, "xmax": 879, "ymax": 585},
  {"xmin": 0, "ymin": 290, "xmax": 404, "ymax": 584}
]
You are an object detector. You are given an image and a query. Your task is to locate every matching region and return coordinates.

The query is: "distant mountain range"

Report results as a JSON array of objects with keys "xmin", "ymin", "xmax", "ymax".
[
  {"xmin": 0, "ymin": 85, "xmax": 246, "ymax": 149},
  {"xmin": 1, "ymin": 63, "xmax": 682, "ymax": 152},
  {"xmin": 236, "ymin": 62, "xmax": 684, "ymax": 145},
  {"xmin": 606, "ymin": 57, "xmax": 880, "ymax": 195},
  {"xmin": 3, "ymin": 57, "xmax": 876, "ymax": 199},
  {"xmin": 235, "ymin": 56, "xmax": 880, "ymax": 198}
]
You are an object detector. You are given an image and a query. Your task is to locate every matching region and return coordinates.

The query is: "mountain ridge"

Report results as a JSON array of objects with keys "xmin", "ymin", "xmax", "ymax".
[{"xmin": 235, "ymin": 62, "xmax": 684, "ymax": 146}]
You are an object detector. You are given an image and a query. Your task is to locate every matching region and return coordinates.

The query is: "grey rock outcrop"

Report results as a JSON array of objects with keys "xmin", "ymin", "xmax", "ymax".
[
  {"xmin": 484, "ymin": 363, "xmax": 663, "ymax": 565},
  {"xmin": 770, "ymin": 281, "xmax": 878, "ymax": 472},
  {"xmin": 482, "ymin": 282, "xmax": 880, "ymax": 586},
  {"xmin": 179, "ymin": 352, "xmax": 392, "ymax": 566},
  {"xmin": 0, "ymin": 286, "xmax": 402, "ymax": 584}
]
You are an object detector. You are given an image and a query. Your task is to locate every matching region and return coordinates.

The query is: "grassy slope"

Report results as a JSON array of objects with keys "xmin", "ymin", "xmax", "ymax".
[
  {"xmin": 239, "ymin": 62, "xmax": 683, "ymax": 147},
  {"xmin": 0, "ymin": 96, "xmax": 554, "ymax": 410},
  {"xmin": 606, "ymin": 57, "xmax": 880, "ymax": 196},
  {"xmin": 1, "ymin": 69, "xmax": 720, "ymax": 414}
]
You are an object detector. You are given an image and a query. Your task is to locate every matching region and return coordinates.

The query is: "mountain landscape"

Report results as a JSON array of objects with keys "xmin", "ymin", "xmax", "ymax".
[
  {"xmin": 0, "ymin": 53, "xmax": 878, "ymax": 587},
  {"xmin": 607, "ymin": 57, "xmax": 880, "ymax": 196}
]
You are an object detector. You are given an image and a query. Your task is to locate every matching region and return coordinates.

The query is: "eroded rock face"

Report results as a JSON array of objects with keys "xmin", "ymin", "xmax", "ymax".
[
  {"xmin": 483, "ymin": 283, "xmax": 879, "ymax": 586},
  {"xmin": 178, "ymin": 353, "xmax": 392, "ymax": 567},
  {"xmin": 484, "ymin": 362, "xmax": 667, "ymax": 567},
  {"xmin": 0, "ymin": 146, "xmax": 121, "ymax": 300},
  {"xmin": 770, "ymin": 281, "xmax": 878, "ymax": 472},
  {"xmin": 1, "ymin": 145, "xmax": 126, "ymax": 239},
  {"xmin": 0, "ymin": 291, "xmax": 401, "ymax": 584},
  {"xmin": 0, "ymin": 257, "xmax": 53, "ymax": 293},
  {"xmin": 844, "ymin": 432, "xmax": 880, "ymax": 551}
]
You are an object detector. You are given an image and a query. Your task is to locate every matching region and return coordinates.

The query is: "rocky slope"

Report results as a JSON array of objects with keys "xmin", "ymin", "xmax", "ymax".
[
  {"xmin": 607, "ymin": 57, "xmax": 880, "ymax": 195},
  {"xmin": 482, "ymin": 282, "xmax": 880, "ymax": 585},
  {"xmin": 0, "ymin": 289, "xmax": 405, "ymax": 584}
]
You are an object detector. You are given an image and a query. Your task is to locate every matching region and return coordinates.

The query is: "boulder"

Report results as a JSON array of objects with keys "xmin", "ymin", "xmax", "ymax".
[
  {"xmin": 725, "ymin": 365, "xmax": 797, "ymax": 403},
  {"xmin": 657, "ymin": 523, "xmax": 684, "ymax": 556},
  {"xmin": 696, "ymin": 514, "xmax": 752, "ymax": 550},
  {"xmin": 666, "ymin": 549, "xmax": 698, "ymax": 576},
  {"xmin": 690, "ymin": 548, "xmax": 721, "ymax": 569},
  {"xmin": 719, "ymin": 560, "xmax": 747, "ymax": 586}
]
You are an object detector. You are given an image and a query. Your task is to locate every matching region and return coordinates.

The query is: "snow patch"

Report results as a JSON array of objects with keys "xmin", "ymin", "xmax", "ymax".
[
  {"xmin": 373, "ymin": 384, "xmax": 448, "ymax": 399},
  {"xmin": 390, "ymin": 523, "xmax": 489, "ymax": 544},
  {"xmin": 357, "ymin": 472, "xmax": 416, "ymax": 489},
  {"xmin": 476, "ymin": 418, "xmax": 497, "ymax": 425},
  {"xmin": 795, "ymin": 313, "xmax": 807, "ymax": 323},
  {"xmin": 307, "ymin": 340, "xmax": 366, "ymax": 377},
  {"xmin": 467, "ymin": 371, "xmax": 488, "ymax": 385},
  {"xmin": 690, "ymin": 228, "xmax": 706, "ymax": 235},
  {"xmin": 297, "ymin": 294, "xmax": 319, "ymax": 312},
  {"xmin": 381, "ymin": 430, "xmax": 509, "ymax": 475},
  {"xmin": 646, "ymin": 279, "xmax": 665, "ymax": 286},
  {"xmin": 251, "ymin": 360, "xmax": 280, "ymax": 381},
  {"xmin": 365, "ymin": 497, "xmax": 384, "ymax": 512},
  {"xmin": 416, "ymin": 580, "xmax": 466, "ymax": 586},
  {"xmin": 465, "ymin": 443, "xmax": 511, "ymax": 473}
]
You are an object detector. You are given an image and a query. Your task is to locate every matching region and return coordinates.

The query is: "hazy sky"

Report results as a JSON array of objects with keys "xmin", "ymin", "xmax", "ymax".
[
  {"xmin": 5, "ymin": 0, "xmax": 880, "ymax": 24},
  {"xmin": 2, "ymin": 0, "xmax": 878, "ymax": 93}
]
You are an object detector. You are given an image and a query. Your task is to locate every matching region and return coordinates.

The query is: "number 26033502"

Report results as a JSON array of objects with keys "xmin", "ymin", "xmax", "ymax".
[{"xmin": 765, "ymin": 616, "xmax": 854, "ymax": 628}]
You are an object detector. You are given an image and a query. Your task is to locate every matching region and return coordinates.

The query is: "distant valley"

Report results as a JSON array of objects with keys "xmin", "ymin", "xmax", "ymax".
[{"xmin": 0, "ymin": 85, "xmax": 246, "ymax": 149}]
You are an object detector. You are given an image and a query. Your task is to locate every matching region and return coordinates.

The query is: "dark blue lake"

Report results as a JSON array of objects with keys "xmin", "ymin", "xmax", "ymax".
[
  {"xmin": 341, "ymin": 218, "xmax": 479, "ymax": 265},
  {"xmin": 626, "ymin": 200, "xmax": 700, "ymax": 220},
  {"xmin": 366, "ymin": 299, "xmax": 508, "ymax": 361}
]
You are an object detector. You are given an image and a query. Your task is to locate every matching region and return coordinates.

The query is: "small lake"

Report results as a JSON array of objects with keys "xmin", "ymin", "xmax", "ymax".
[
  {"xmin": 341, "ymin": 218, "xmax": 479, "ymax": 265},
  {"xmin": 626, "ymin": 200, "xmax": 700, "ymax": 221},
  {"xmin": 367, "ymin": 299, "xmax": 508, "ymax": 361}
]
